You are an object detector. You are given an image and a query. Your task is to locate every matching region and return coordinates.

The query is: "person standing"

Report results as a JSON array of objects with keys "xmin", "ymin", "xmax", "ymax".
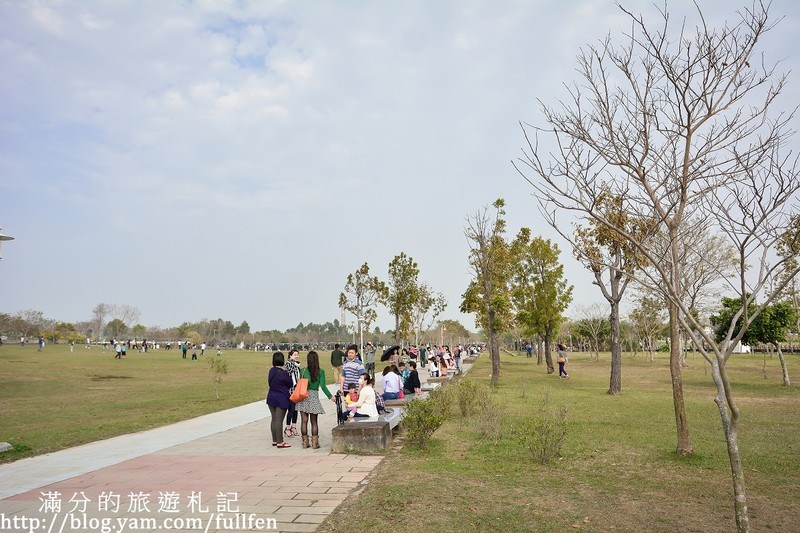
[
  {"xmin": 364, "ymin": 342, "xmax": 376, "ymax": 378},
  {"xmin": 284, "ymin": 349, "xmax": 301, "ymax": 439},
  {"xmin": 37, "ymin": 336, "xmax": 44, "ymax": 352},
  {"xmin": 330, "ymin": 344, "xmax": 345, "ymax": 385},
  {"xmin": 266, "ymin": 352, "xmax": 292, "ymax": 448},
  {"xmin": 295, "ymin": 350, "xmax": 335, "ymax": 449},
  {"xmin": 340, "ymin": 344, "xmax": 365, "ymax": 395},
  {"xmin": 557, "ymin": 343, "xmax": 570, "ymax": 379}
]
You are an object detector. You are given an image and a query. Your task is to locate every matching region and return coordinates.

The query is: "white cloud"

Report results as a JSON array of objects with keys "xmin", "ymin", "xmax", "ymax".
[{"xmin": 1, "ymin": 0, "xmax": 799, "ymax": 331}]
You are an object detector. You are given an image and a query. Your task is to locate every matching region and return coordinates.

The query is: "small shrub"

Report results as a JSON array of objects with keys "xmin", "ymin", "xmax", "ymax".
[
  {"xmin": 427, "ymin": 385, "xmax": 454, "ymax": 419},
  {"xmin": 402, "ymin": 397, "xmax": 445, "ymax": 449},
  {"xmin": 456, "ymin": 380, "xmax": 484, "ymax": 418},
  {"xmin": 472, "ymin": 394, "xmax": 506, "ymax": 445},
  {"xmin": 517, "ymin": 405, "xmax": 568, "ymax": 464}
]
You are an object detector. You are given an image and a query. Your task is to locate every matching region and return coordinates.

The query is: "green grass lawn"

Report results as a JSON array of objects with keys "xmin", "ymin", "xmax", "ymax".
[
  {"xmin": 0, "ymin": 344, "xmax": 339, "ymax": 463},
  {"xmin": 320, "ymin": 349, "xmax": 800, "ymax": 532}
]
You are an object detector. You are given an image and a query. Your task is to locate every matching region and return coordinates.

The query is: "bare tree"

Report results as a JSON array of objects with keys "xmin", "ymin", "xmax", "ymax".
[
  {"xmin": 15, "ymin": 309, "xmax": 47, "ymax": 338},
  {"xmin": 410, "ymin": 283, "xmax": 447, "ymax": 347},
  {"xmin": 629, "ymin": 295, "xmax": 666, "ymax": 362},
  {"xmin": 573, "ymin": 192, "xmax": 648, "ymax": 393},
  {"xmin": 515, "ymin": 2, "xmax": 799, "ymax": 529},
  {"xmin": 111, "ymin": 304, "xmax": 141, "ymax": 329},
  {"xmin": 574, "ymin": 303, "xmax": 607, "ymax": 361}
]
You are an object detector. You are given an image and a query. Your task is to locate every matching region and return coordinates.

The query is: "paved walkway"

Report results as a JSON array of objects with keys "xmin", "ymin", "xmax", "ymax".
[
  {"xmin": 0, "ymin": 388, "xmax": 378, "ymax": 533},
  {"xmin": 0, "ymin": 359, "xmax": 473, "ymax": 533}
]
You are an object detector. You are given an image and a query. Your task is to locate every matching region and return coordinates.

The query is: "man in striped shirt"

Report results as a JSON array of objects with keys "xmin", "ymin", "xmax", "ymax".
[{"xmin": 340, "ymin": 344, "xmax": 366, "ymax": 394}]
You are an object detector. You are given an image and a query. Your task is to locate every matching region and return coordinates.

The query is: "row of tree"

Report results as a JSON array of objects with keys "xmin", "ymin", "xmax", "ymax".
[
  {"xmin": 1, "ymin": 306, "xmax": 476, "ymax": 349},
  {"xmin": 461, "ymin": 198, "xmax": 574, "ymax": 381},
  {"xmin": 507, "ymin": 2, "xmax": 799, "ymax": 530},
  {"xmin": 338, "ymin": 254, "xmax": 449, "ymax": 348}
]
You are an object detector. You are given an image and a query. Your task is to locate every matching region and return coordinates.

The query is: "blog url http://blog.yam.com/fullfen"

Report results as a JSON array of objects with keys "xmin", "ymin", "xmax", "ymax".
[{"xmin": 2, "ymin": 490, "xmax": 279, "ymax": 532}]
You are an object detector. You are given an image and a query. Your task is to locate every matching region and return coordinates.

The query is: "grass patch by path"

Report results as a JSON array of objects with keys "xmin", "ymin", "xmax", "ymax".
[{"xmin": 320, "ymin": 350, "xmax": 800, "ymax": 532}]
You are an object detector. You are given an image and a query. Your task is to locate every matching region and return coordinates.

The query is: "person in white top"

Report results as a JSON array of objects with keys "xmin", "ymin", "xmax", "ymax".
[
  {"xmin": 341, "ymin": 374, "xmax": 379, "ymax": 421},
  {"xmin": 381, "ymin": 365, "xmax": 403, "ymax": 400}
]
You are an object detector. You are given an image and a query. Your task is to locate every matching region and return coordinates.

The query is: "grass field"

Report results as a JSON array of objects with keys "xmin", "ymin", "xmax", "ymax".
[
  {"xmin": 0, "ymin": 344, "xmax": 339, "ymax": 463},
  {"xmin": 320, "ymin": 349, "xmax": 800, "ymax": 532}
]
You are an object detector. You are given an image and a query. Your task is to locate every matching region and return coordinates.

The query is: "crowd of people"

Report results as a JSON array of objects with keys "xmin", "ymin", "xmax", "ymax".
[{"xmin": 265, "ymin": 342, "xmax": 485, "ymax": 446}]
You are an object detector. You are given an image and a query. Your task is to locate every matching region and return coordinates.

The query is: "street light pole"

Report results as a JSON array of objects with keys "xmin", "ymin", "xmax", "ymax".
[{"xmin": 357, "ymin": 315, "xmax": 364, "ymax": 357}]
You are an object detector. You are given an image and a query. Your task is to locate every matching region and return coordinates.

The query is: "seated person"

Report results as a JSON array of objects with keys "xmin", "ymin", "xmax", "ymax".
[
  {"xmin": 427, "ymin": 357, "xmax": 440, "ymax": 377},
  {"xmin": 403, "ymin": 360, "xmax": 422, "ymax": 395},
  {"xmin": 339, "ymin": 374, "xmax": 378, "ymax": 421},
  {"xmin": 438, "ymin": 355, "xmax": 449, "ymax": 376},
  {"xmin": 381, "ymin": 365, "xmax": 403, "ymax": 400},
  {"xmin": 344, "ymin": 382, "xmax": 359, "ymax": 415},
  {"xmin": 398, "ymin": 361, "xmax": 410, "ymax": 384}
]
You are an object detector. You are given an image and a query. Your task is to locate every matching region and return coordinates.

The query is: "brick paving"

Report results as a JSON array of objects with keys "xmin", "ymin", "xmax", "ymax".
[{"xmin": 0, "ymin": 401, "xmax": 382, "ymax": 533}]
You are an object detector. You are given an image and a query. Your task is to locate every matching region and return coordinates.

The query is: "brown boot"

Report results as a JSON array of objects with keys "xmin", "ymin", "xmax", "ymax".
[
  {"xmin": 311, "ymin": 435, "xmax": 320, "ymax": 449},
  {"xmin": 302, "ymin": 435, "xmax": 310, "ymax": 449}
]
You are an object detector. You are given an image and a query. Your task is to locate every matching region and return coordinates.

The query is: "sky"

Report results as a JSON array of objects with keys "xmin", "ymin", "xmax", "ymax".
[{"xmin": 1, "ymin": 0, "xmax": 800, "ymax": 334}]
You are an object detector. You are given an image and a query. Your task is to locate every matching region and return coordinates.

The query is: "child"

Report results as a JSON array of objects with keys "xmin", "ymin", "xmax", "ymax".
[{"xmin": 344, "ymin": 383, "xmax": 360, "ymax": 415}]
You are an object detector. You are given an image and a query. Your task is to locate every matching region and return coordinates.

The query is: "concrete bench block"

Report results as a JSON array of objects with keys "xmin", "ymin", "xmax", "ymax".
[
  {"xmin": 331, "ymin": 421, "xmax": 392, "ymax": 454},
  {"xmin": 384, "ymin": 398, "xmax": 406, "ymax": 407},
  {"xmin": 427, "ymin": 376, "xmax": 449, "ymax": 384}
]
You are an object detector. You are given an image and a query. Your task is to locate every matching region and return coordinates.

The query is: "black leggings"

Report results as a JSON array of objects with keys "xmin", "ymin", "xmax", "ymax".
[
  {"xmin": 300, "ymin": 412, "xmax": 319, "ymax": 436},
  {"xmin": 268, "ymin": 406, "xmax": 287, "ymax": 444},
  {"xmin": 286, "ymin": 404, "xmax": 298, "ymax": 425}
]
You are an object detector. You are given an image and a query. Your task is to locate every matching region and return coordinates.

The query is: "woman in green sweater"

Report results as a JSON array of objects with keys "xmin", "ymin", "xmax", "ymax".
[{"xmin": 295, "ymin": 350, "xmax": 335, "ymax": 449}]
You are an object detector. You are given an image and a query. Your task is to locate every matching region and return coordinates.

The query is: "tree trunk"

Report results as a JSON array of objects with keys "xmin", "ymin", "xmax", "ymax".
[
  {"xmin": 776, "ymin": 343, "xmax": 791, "ymax": 386},
  {"xmin": 489, "ymin": 311, "xmax": 500, "ymax": 383},
  {"xmin": 544, "ymin": 329, "xmax": 554, "ymax": 373},
  {"xmin": 608, "ymin": 298, "xmax": 622, "ymax": 395},
  {"xmin": 536, "ymin": 337, "xmax": 543, "ymax": 365},
  {"xmin": 710, "ymin": 360, "xmax": 750, "ymax": 532},
  {"xmin": 668, "ymin": 301, "xmax": 693, "ymax": 455}
]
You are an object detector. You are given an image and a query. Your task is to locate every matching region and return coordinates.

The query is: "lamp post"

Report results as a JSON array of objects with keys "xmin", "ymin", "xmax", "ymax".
[
  {"xmin": 0, "ymin": 228, "xmax": 14, "ymax": 260},
  {"xmin": 357, "ymin": 315, "xmax": 366, "ymax": 357},
  {"xmin": 440, "ymin": 324, "xmax": 446, "ymax": 348}
]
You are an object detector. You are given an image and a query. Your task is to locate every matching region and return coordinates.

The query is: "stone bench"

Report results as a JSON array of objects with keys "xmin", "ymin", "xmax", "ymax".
[
  {"xmin": 330, "ymin": 407, "xmax": 402, "ymax": 454},
  {"xmin": 383, "ymin": 391, "xmax": 431, "ymax": 408},
  {"xmin": 426, "ymin": 375, "xmax": 451, "ymax": 385}
]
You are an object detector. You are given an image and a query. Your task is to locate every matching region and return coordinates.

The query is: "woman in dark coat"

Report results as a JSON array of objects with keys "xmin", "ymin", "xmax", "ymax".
[{"xmin": 266, "ymin": 352, "xmax": 293, "ymax": 448}]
